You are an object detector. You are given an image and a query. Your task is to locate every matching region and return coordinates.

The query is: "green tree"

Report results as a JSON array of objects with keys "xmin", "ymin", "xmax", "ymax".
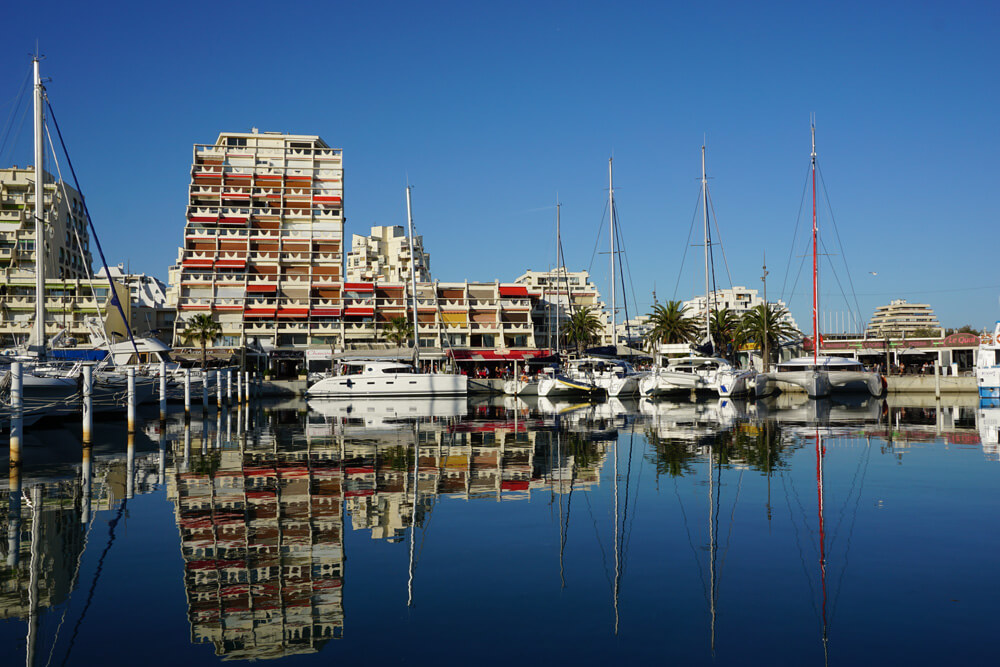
[
  {"xmin": 643, "ymin": 301, "xmax": 698, "ymax": 352},
  {"xmin": 708, "ymin": 308, "xmax": 740, "ymax": 360},
  {"xmin": 184, "ymin": 313, "xmax": 221, "ymax": 370},
  {"xmin": 383, "ymin": 316, "xmax": 414, "ymax": 348},
  {"xmin": 736, "ymin": 303, "xmax": 801, "ymax": 369},
  {"xmin": 563, "ymin": 306, "xmax": 603, "ymax": 354}
]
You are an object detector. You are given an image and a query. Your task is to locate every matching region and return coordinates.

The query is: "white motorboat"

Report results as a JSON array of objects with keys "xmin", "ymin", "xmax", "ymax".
[
  {"xmin": 975, "ymin": 322, "xmax": 1000, "ymax": 399},
  {"xmin": 765, "ymin": 356, "xmax": 885, "ymax": 398},
  {"xmin": 563, "ymin": 357, "xmax": 644, "ymax": 397},
  {"xmin": 306, "ymin": 359, "xmax": 467, "ymax": 398}
]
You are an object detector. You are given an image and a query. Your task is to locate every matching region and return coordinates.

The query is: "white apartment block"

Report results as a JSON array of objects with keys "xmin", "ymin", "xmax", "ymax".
[
  {"xmin": 683, "ymin": 286, "xmax": 799, "ymax": 332},
  {"xmin": 0, "ymin": 166, "xmax": 92, "ymax": 281},
  {"xmin": 96, "ymin": 264, "xmax": 174, "ymax": 340},
  {"xmin": 513, "ymin": 269, "xmax": 612, "ymax": 346},
  {"xmin": 866, "ymin": 299, "xmax": 941, "ymax": 337},
  {"xmin": 346, "ymin": 225, "xmax": 430, "ymax": 283}
]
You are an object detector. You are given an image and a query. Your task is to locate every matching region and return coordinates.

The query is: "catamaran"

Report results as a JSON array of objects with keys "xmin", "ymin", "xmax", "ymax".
[{"xmin": 764, "ymin": 123, "xmax": 884, "ymax": 399}]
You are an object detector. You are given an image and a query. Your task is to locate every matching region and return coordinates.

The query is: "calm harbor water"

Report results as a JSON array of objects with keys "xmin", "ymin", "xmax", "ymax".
[{"xmin": 1, "ymin": 394, "xmax": 998, "ymax": 666}]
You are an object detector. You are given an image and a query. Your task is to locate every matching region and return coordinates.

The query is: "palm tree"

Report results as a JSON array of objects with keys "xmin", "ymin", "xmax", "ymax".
[
  {"xmin": 737, "ymin": 303, "xmax": 801, "ymax": 369},
  {"xmin": 643, "ymin": 301, "xmax": 698, "ymax": 352},
  {"xmin": 708, "ymin": 308, "xmax": 740, "ymax": 361},
  {"xmin": 383, "ymin": 315, "xmax": 414, "ymax": 348},
  {"xmin": 184, "ymin": 313, "xmax": 221, "ymax": 370},
  {"xmin": 563, "ymin": 306, "xmax": 603, "ymax": 354}
]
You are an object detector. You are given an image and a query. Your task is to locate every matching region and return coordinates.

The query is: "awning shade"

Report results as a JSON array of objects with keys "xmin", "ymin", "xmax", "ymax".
[
  {"xmin": 451, "ymin": 349, "xmax": 551, "ymax": 361},
  {"xmin": 344, "ymin": 307, "xmax": 374, "ymax": 317},
  {"xmin": 498, "ymin": 285, "xmax": 529, "ymax": 297},
  {"xmin": 310, "ymin": 307, "xmax": 342, "ymax": 317},
  {"xmin": 244, "ymin": 308, "xmax": 276, "ymax": 318},
  {"xmin": 247, "ymin": 284, "xmax": 278, "ymax": 293},
  {"xmin": 277, "ymin": 308, "xmax": 309, "ymax": 318},
  {"xmin": 344, "ymin": 282, "xmax": 374, "ymax": 292}
]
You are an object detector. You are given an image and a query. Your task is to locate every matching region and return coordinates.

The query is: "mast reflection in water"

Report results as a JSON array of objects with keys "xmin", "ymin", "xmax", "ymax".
[{"xmin": 0, "ymin": 394, "xmax": 998, "ymax": 665}]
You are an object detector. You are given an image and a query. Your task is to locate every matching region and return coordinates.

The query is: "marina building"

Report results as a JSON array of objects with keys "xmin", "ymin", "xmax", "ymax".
[
  {"xmin": 96, "ymin": 264, "xmax": 174, "ymax": 341},
  {"xmin": 346, "ymin": 224, "xmax": 430, "ymax": 283},
  {"xmin": 171, "ymin": 130, "xmax": 345, "ymax": 353},
  {"xmin": 866, "ymin": 299, "xmax": 941, "ymax": 337}
]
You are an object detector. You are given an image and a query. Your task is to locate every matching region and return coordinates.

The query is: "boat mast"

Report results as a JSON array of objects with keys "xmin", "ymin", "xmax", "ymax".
[
  {"xmin": 31, "ymin": 56, "xmax": 46, "ymax": 358},
  {"xmin": 405, "ymin": 186, "xmax": 420, "ymax": 367},
  {"xmin": 609, "ymin": 158, "xmax": 617, "ymax": 349},
  {"xmin": 555, "ymin": 201, "xmax": 561, "ymax": 355},
  {"xmin": 702, "ymin": 145, "xmax": 711, "ymax": 352},
  {"xmin": 811, "ymin": 121, "xmax": 819, "ymax": 364}
]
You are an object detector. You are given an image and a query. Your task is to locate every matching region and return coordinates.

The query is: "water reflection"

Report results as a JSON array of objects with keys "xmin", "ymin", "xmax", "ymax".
[{"xmin": 0, "ymin": 394, "xmax": 997, "ymax": 664}]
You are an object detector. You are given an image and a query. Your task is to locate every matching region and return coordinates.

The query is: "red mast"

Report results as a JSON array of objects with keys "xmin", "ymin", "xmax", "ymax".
[{"xmin": 811, "ymin": 121, "xmax": 819, "ymax": 364}]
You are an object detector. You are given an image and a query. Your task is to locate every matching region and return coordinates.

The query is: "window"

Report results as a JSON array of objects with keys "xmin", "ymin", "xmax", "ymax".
[{"xmin": 226, "ymin": 137, "xmax": 247, "ymax": 147}]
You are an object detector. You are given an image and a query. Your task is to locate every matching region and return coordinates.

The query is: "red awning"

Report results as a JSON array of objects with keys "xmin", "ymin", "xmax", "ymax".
[
  {"xmin": 451, "ymin": 349, "xmax": 551, "ymax": 361},
  {"xmin": 344, "ymin": 307, "xmax": 374, "ymax": 317},
  {"xmin": 188, "ymin": 215, "xmax": 219, "ymax": 223},
  {"xmin": 244, "ymin": 308, "xmax": 276, "ymax": 318},
  {"xmin": 183, "ymin": 259, "xmax": 214, "ymax": 268},
  {"xmin": 501, "ymin": 481, "xmax": 530, "ymax": 491},
  {"xmin": 215, "ymin": 259, "xmax": 246, "ymax": 269},
  {"xmin": 310, "ymin": 307, "xmax": 342, "ymax": 317},
  {"xmin": 247, "ymin": 284, "xmax": 277, "ymax": 293},
  {"xmin": 498, "ymin": 285, "xmax": 529, "ymax": 297},
  {"xmin": 277, "ymin": 308, "xmax": 309, "ymax": 318},
  {"xmin": 343, "ymin": 282, "xmax": 374, "ymax": 292}
]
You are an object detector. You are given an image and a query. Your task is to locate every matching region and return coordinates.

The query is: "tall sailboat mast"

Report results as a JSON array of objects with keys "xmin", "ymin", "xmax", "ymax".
[
  {"xmin": 811, "ymin": 122, "xmax": 819, "ymax": 364},
  {"xmin": 702, "ymin": 145, "xmax": 711, "ymax": 350},
  {"xmin": 555, "ymin": 201, "xmax": 561, "ymax": 354},
  {"xmin": 609, "ymin": 158, "xmax": 617, "ymax": 349},
  {"xmin": 405, "ymin": 186, "xmax": 420, "ymax": 367},
  {"xmin": 31, "ymin": 56, "xmax": 46, "ymax": 358}
]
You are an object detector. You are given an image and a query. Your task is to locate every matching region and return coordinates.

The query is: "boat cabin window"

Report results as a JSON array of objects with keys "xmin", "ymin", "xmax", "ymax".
[
  {"xmin": 382, "ymin": 366, "xmax": 414, "ymax": 374},
  {"xmin": 339, "ymin": 364, "xmax": 365, "ymax": 376}
]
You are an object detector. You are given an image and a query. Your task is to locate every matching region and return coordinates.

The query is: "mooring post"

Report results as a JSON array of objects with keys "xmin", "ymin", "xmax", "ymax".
[
  {"xmin": 10, "ymin": 362, "xmax": 23, "ymax": 456},
  {"xmin": 82, "ymin": 363, "xmax": 93, "ymax": 444},
  {"xmin": 159, "ymin": 360, "xmax": 168, "ymax": 422},
  {"xmin": 184, "ymin": 368, "xmax": 191, "ymax": 418},
  {"xmin": 127, "ymin": 367, "xmax": 136, "ymax": 433}
]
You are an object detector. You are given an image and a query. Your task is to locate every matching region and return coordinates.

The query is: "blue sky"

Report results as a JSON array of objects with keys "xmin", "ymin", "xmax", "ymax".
[{"xmin": 1, "ymin": 0, "xmax": 997, "ymax": 331}]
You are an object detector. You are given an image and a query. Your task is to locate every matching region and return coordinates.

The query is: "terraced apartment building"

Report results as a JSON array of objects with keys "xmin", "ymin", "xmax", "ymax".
[{"xmin": 172, "ymin": 130, "xmax": 345, "ymax": 351}]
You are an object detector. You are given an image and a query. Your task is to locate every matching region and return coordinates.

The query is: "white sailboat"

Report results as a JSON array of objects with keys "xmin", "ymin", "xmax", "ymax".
[
  {"xmin": 640, "ymin": 145, "xmax": 753, "ymax": 398},
  {"xmin": 307, "ymin": 186, "xmax": 466, "ymax": 398}
]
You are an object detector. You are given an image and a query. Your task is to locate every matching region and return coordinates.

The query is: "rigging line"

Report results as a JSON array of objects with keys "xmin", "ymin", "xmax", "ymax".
[
  {"xmin": 582, "ymin": 485, "xmax": 614, "ymax": 589},
  {"xmin": 0, "ymin": 95, "xmax": 32, "ymax": 178},
  {"xmin": 829, "ymin": 437, "xmax": 873, "ymax": 627},
  {"xmin": 816, "ymin": 164, "xmax": 865, "ymax": 324},
  {"xmin": 614, "ymin": 209, "xmax": 635, "ymax": 346},
  {"xmin": 0, "ymin": 69, "xmax": 31, "ymax": 166},
  {"xmin": 780, "ymin": 161, "xmax": 814, "ymax": 304},
  {"xmin": 716, "ymin": 467, "xmax": 745, "ymax": 585},
  {"xmin": 617, "ymin": 428, "xmax": 635, "ymax": 584},
  {"xmin": 623, "ymin": 426, "xmax": 645, "ymax": 558},
  {"xmin": 45, "ymin": 99, "xmax": 141, "ymax": 361},
  {"xmin": 673, "ymin": 470, "xmax": 709, "ymax": 604},
  {"xmin": 817, "ymin": 238, "xmax": 858, "ymax": 328},
  {"xmin": 672, "ymin": 188, "xmax": 704, "ymax": 301},
  {"xmin": 587, "ymin": 199, "xmax": 609, "ymax": 275},
  {"xmin": 706, "ymin": 188, "xmax": 736, "ymax": 292},
  {"xmin": 60, "ymin": 497, "xmax": 128, "ymax": 667},
  {"xmin": 780, "ymin": 467, "xmax": 822, "ymax": 624}
]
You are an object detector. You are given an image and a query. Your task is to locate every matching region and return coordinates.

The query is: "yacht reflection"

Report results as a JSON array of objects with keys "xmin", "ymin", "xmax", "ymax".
[{"xmin": 307, "ymin": 396, "xmax": 466, "ymax": 430}]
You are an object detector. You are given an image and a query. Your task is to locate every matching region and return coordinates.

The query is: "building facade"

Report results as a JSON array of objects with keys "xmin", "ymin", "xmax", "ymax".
[
  {"xmin": 171, "ymin": 130, "xmax": 344, "ymax": 351},
  {"xmin": 0, "ymin": 166, "xmax": 92, "ymax": 281},
  {"xmin": 345, "ymin": 225, "xmax": 430, "ymax": 283},
  {"xmin": 867, "ymin": 299, "xmax": 941, "ymax": 337},
  {"xmin": 513, "ymin": 269, "xmax": 611, "ymax": 347},
  {"xmin": 683, "ymin": 286, "xmax": 800, "ymax": 333}
]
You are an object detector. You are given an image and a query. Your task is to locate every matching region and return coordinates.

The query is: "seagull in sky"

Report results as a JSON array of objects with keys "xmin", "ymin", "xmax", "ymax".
[{"xmin": 869, "ymin": 271, "xmax": 878, "ymax": 276}]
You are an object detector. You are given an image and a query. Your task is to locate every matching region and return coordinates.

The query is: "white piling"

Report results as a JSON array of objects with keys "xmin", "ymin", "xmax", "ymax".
[
  {"xmin": 236, "ymin": 370, "xmax": 242, "ymax": 405},
  {"xmin": 10, "ymin": 362, "xmax": 22, "ymax": 468},
  {"xmin": 217, "ymin": 369, "xmax": 223, "ymax": 408},
  {"xmin": 82, "ymin": 364, "xmax": 93, "ymax": 443},
  {"xmin": 159, "ymin": 360, "xmax": 167, "ymax": 422},
  {"xmin": 934, "ymin": 359, "xmax": 941, "ymax": 400},
  {"xmin": 127, "ymin": 367, "xmax": 136, "ymax": 433},
  {"xmin": 184, "ymin": 368, "xmax": 191, "ymax": 418},
  {"xmin": 226, "ymin": 369, "xmax": 232, "ymax": 405},
  {"xmin": 126, "ymin": 433, "xmax": 135, "ymax": 499},
  {"xmin": 202, "ymin": 370, "xmax": 209, "ymax": 412},
  {"xmin": 244, "ymin": 372, "xmax": 250, "ymax": 403}
]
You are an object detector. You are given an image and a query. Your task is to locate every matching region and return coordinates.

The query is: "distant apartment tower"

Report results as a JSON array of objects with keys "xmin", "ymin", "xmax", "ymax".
[
  {"xmin": 96, "ymin": 264, "xmax": 174, "ymax": 341},
  {"xmin": 346, "ymin": 225, "xmax": 430, "ymax": 283},
  {"xmin": 867, "ymin": 299, "xmax": 941, "ymax": 337},
  {"xmin": 171, "ymin": 130, "xmax": 344, "ymax": 350},
  {"xmin": 0, "ymin": 166, "xmax": 92, "ymax": 281}
]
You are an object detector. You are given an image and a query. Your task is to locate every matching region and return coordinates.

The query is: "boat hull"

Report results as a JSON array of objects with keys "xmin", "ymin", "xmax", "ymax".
[{"xmin": 307, "ymin": 372, "xmax": 467, "ymax": 398}]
